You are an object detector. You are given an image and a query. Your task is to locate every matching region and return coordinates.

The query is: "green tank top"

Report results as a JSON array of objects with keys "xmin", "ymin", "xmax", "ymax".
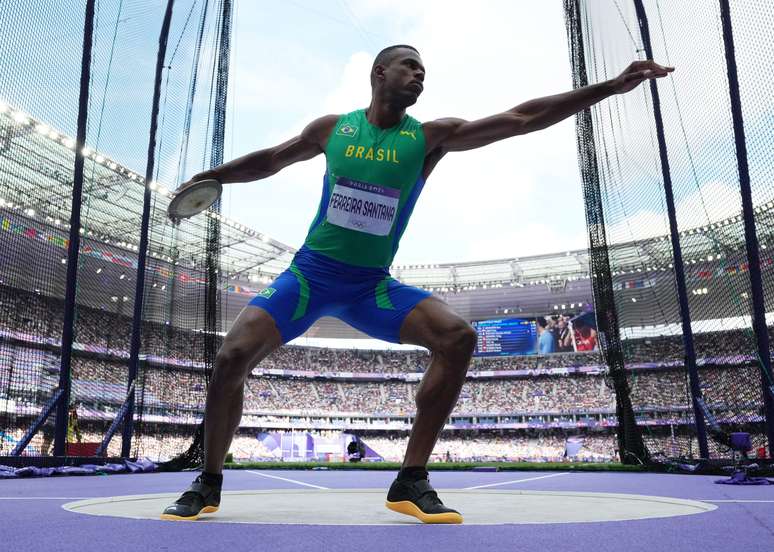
[{"xmin": 303, "ymin": 109, "xmax": 426, "ymax": 268}]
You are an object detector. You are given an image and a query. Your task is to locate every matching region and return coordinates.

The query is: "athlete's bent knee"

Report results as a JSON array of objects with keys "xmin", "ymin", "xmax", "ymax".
[
  {"xmin": 211, "ymin": 345, "xmax": 252, "ymax": 391},
  {"xmin": 436, "ymin": 322, "xmax": 477, "ymax": 365}
]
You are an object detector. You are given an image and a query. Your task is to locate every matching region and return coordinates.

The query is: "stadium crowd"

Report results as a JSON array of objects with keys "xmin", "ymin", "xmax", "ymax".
[
  {"xmin": 3, "ymin": 342, "xmax": 761, "ymax": 421},
  {"xmin": 1, "ymin": 285, "xmax": 766, "ymax": 377},
  {"xmin": 1, "ymin": 285, "xmax": 767, "ymax": 462}
]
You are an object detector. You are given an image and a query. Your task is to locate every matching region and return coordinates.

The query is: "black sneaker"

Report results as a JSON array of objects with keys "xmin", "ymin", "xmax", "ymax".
[
  {"xmin": 385, "ymin": 475, "xmax": 463, "ymax": 524},
  {"xmin": 160, "ymin": 475, "xmax": 221, "ymax": 521}
]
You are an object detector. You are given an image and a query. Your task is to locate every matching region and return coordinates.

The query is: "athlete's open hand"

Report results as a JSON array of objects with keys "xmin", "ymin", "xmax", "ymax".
[
  {"xmin": 175, "ymin": 170, "xmax": 218, "ymax": 195},
  {"xmin": 612, "ymin": 60, "xmax": 674, "ymax": 94}
]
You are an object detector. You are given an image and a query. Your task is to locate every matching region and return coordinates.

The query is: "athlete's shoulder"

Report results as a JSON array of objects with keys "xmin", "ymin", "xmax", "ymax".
[
  {"xmin": 420, "ymin": 118, "xmax": 466, "ymax": 153},
  {"xmin": 301, "ymin": 114, "xmax": 342, "ymax": 148},
  {"xmin": 306, "ymin": 114, "xmax": 342, "ymax": 133}
]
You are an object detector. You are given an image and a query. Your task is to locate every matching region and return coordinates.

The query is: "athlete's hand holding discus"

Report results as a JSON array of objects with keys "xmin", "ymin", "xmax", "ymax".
[{"xmin": 167, "ymin": 171, "xmax": 223, "ymax": 222}]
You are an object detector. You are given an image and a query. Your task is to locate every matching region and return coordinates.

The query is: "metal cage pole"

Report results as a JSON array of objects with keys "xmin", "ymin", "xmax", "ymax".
[
  {"xmin": 718, "ymin": 0, "xmax": 774, "ymax": 454},
  {"xmin": 53, "ymin": 0, "xmax": 96, "ymax": 457},
  {"xmin": 120, "ymin": 0, "xmax": 176, "ymax": 458},
  {"xmin": 632, "ymin": 0, "xmax": 709, "ymax": 458},
  {"xmin": 563, "ymin": 0, "xmax": 649, "ymax": 464}
]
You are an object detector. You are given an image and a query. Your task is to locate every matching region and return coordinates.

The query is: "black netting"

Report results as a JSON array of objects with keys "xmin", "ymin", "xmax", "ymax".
[
  {"xmin": 0, "ymin": 0, "xmax": 228, "ymax": 465},
  {"xmin": 564, "ymin": 0, "xmax": 774, "ymax": 462}
]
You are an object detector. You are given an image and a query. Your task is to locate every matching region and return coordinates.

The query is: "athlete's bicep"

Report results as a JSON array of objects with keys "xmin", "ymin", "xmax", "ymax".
[{"xmin": 426, "ymin": 112, "xmax": 529, "ymax": 153}]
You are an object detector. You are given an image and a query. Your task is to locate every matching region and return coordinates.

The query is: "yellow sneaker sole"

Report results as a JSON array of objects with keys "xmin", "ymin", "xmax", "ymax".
[
  {"xmin": 385, "ymin": 500, "xmax": 463, "ymax": 524},
  {"xmin": 159, "ymin": 505, "xmax": 219, "ymax": 521}
]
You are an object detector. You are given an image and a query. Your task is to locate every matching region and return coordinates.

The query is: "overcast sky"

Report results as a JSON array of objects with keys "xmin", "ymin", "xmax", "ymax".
[{"xmin": 219, "ymin": 0, "xmax": 589, "ymax": 264}]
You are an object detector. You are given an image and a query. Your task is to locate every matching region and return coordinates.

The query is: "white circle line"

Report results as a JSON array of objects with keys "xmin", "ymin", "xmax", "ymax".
[{"xmin": 62, "ymin": 489, "xmax": 718, "ymax": 526}]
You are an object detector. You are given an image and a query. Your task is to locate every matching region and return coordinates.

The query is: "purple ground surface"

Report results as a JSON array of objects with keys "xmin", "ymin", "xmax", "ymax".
[{"xmin": 2, "ymin": 469, "xmax": 772, "ymax": 552}]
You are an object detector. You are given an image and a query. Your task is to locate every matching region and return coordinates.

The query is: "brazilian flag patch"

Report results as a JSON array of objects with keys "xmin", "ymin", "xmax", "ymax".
[
  {"xmin": 258, "ymin": 287, "xmax": 277, "ymax": 299},
  {"xmin": 336, "ymin": 124, "xmax": 358, "ymax": 138}
]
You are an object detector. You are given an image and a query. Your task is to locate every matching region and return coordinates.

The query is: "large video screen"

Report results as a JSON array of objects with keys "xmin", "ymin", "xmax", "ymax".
[
  {"xmin": 472, "ymin": 311, "xmax": 598, "ymax": 357},
  {"xmin": 472, "ymin": 318, "xmax": 537, "ymax": 357}
]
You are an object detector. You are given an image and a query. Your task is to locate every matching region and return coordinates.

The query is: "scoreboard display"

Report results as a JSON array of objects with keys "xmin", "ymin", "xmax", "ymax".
[{"xmin": 472, "ymin": 318, "xmax": 538, "ymax": 357}]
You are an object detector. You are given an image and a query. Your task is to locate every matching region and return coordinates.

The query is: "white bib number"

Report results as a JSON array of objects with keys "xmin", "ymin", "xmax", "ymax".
[{"xmin": 326, "ymin": 177, "xmax": 400, "ymax": 236}]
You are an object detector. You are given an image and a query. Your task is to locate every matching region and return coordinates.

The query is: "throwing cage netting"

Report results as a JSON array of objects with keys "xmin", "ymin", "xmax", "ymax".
[
  {"xmin": 0, "ymin": 0, "xmax": 230, "ymax": 466},
  {"xmin": 565, "ymin": 0, "xmax": 774, "ymax": 464}
]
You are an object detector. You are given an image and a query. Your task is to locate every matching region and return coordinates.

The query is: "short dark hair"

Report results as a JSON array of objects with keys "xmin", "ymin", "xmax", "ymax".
[{"xmin": 371, "ymin": 44, "xmax": 420, "ymax": 86}]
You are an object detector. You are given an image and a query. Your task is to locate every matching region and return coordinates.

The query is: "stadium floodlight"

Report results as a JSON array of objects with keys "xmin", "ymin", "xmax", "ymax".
[
  {"xmin": 12, "ymin": 111, "xmax": 28, "ymax": 125},
  {"xmin": 81, "ymin": 147, "xmax": 92, "ymax": 156},
  {"xmin": 95, "ymin": 155, "xmax": 104, "ymax": 163},
  {"xmin": 60, "ymin": 258, "xmax": 66, "ymax": 264},
  {"xmin": 0, "ymin": 101, "xmax": 7, "ymax": 113},
  {"xmin": 35, "ymin": 124, "xmax": 49, "ymax": 135}
]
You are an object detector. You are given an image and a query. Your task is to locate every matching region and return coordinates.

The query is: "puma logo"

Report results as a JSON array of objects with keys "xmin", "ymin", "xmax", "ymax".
[{"xmin": 399, "ymin": 130, "xmax": 416, "ymax": 140}]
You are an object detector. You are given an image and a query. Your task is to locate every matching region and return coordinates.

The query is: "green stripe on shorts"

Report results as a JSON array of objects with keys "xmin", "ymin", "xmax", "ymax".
[
  {"xmin": 375, "ymin": 276, "xmax": 395, "ymax": 310},
  {"xmin": 289, "ymin": 264, "xmax": 310, "ymax": 321}
]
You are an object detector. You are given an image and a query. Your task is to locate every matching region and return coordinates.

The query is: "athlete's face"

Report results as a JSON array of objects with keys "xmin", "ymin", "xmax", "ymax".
[{"xmin": 377, "ymin": 50, "xmax": 425, "ymax": 107}]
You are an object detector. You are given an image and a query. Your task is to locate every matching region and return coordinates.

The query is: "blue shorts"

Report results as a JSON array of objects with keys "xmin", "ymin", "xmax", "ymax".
[{"xmin": 248, "ymin": 246, "xmax": 431, "ymax": 344}]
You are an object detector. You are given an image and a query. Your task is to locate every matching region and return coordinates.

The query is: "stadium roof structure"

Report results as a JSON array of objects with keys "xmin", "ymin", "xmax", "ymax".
[
  {"xmin": 0, "ymin": 103, "xmax": 296, "ymax": 280},
  {"xmin": 3, "ymin": 101, "xmax": 774, "ymax": 333}
]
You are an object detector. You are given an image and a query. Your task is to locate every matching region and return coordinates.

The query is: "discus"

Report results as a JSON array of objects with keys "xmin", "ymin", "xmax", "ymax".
[{"xmin": 167, "ymin": 178, "xmax": 222, "ymax": 221}]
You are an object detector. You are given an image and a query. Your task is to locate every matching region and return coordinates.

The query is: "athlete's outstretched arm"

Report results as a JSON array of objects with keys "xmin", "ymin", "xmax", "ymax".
[
  {"xmin": 424, "ymin": 60, "xmax": 673, "ymax": 153},
  {"xmin": 183, "ymin": 114, "xmax": 339, "ymax": 186}
]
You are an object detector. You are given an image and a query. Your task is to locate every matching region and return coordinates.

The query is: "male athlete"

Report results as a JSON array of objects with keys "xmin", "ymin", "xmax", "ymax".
[{"xmin": 161, "ymin": 45, "xmax": 672, "ymax": 524}]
